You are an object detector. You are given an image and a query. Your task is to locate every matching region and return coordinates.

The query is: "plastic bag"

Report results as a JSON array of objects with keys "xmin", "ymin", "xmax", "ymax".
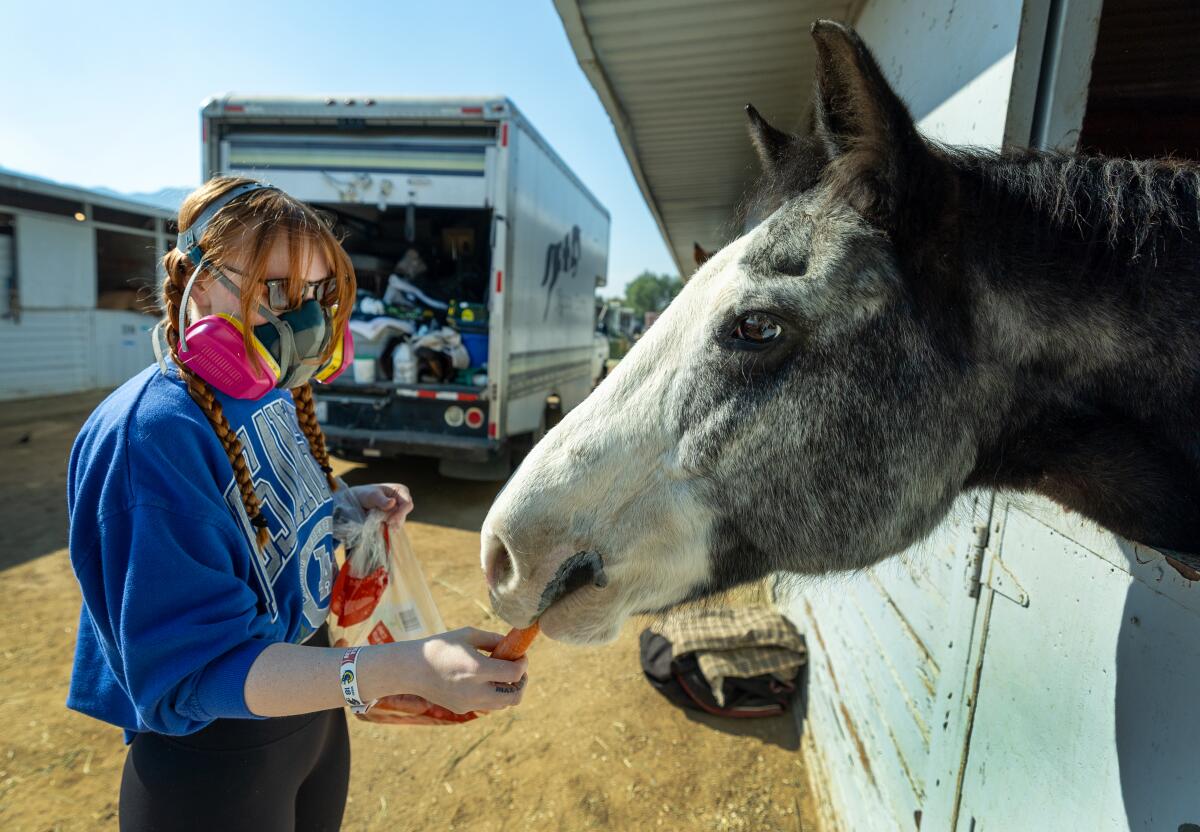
[{"xmin": 329, "ymin": 490, "xmax": 477, "ymax": 725}]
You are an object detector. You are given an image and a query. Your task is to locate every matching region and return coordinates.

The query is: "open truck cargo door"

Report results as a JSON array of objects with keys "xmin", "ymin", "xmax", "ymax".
[{"xmin": 202, "ymin": 96, "xmax": 609, "ymax": 479}]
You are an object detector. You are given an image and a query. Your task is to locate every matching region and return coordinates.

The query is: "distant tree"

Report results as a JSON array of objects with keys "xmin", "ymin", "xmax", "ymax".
[{"xmin": 624, "ymin": 271, "xmax": 683, "ymax": 317}]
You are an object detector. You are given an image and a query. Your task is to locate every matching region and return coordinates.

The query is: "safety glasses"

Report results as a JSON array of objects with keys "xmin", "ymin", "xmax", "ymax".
[
  {"xmin": 264, "ymin": 275, "xmax": 339, "ymax": 310},
  {"xmin": 218, "ymin": 264, "xmax": 339, "ymax": 312}
]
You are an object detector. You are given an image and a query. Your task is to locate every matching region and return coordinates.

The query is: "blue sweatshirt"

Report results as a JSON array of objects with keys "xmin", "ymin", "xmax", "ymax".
[{"xmin": 67, "ymin": 364, "xmax": 339, "ymax": 740}]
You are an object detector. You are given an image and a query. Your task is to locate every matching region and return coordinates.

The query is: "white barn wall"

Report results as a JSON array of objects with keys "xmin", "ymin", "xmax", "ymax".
[
  {"xmin": 0, "ymin": 312, "xmax": 92, "ymax": 399},
  {"xmin": 856, "ymin": 0, "xmax": 1025, "ymax": 148},
  {"xmin": 0, "ymin": 174, "xmax": 168, "ymax": 401},
  {"xmin": 0, "ymin": 310, "xmax": 155, "ymax": 401}
]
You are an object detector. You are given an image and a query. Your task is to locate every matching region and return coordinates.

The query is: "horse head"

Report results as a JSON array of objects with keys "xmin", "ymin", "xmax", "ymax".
[{"xmin": 482, "ymin": 20, "xmax": 1200, "ymax": 643}]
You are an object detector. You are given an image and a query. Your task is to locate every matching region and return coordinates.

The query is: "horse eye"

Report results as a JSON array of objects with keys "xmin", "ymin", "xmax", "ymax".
[{"xmin": 731, "ymin": 313, "xmax": 782, "ymax": 344}]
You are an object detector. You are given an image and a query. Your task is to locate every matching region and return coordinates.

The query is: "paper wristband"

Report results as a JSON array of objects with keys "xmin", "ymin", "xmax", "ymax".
[{"xmin": 340, "ymin": 647, "xmax": 376, "ymax": 714}]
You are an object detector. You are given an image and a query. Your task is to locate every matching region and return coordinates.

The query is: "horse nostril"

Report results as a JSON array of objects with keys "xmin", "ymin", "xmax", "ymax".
[
  {"xmin": 536, "ymin": 551, "xmax": 608, "ymax": 617},
  {"xmin": 483, "ymin": 533, "xmax": 514, "ymax": 591}
]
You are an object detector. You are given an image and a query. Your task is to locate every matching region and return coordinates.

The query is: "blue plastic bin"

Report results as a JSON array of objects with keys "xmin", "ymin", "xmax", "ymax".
[{"xmin": 461, "ymin": 332, "xmax": 489, "ymax": 368}]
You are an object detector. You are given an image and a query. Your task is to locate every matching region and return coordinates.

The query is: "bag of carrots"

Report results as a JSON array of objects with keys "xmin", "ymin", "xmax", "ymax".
[
  {"xmin": 329, "ymin": 497, "xmax": 538, "ymax": 725},
  {"xmin": 329, "ymin": 506, "xmax": 444, "ymax": 646}
]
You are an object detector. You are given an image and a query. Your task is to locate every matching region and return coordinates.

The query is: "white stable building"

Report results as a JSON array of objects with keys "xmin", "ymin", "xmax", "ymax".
[
  {"xmin": 556, "ymin": 0, "xmax": 1200, "ymax": 829},
  {"xmin": 0, "ymin": 169, "xmax": 175, "ymax": 400}
]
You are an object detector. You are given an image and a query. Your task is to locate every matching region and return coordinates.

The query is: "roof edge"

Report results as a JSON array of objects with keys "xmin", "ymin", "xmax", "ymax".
[
  {"xmin": 0, "ymin": 169, "xmax": 177, "ymax": 220},
  {"xmin": 552, "ymin": 0, "xmax": 686, "ymax": 276}
]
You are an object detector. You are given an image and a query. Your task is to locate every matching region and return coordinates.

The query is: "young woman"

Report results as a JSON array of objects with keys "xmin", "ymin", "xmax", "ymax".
[{"xmin": 66, "ymin": 177, "xmax": 527, "ymax": 831}]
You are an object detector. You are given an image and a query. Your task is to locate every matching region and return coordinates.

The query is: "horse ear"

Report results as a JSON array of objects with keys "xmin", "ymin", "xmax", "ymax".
[
  {"xmin": 810, "ymin": 20, "xmax": 917, "ymax": 156},
  {"xmin": 746, "ymin": 104, "xmax": 792, "ymax": 174},
  {"xmin": 745, "ymin": 104, "xmax": 830, "ymax": 196},
  {"xmin": 809, "ymin": 20, "xmax": 928, "ymax": 229}
]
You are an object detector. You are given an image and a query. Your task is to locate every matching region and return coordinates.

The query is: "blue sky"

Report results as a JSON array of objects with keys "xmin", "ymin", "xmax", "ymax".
[{"xmin": 0, "ymin": 0, "xmax": 677, "ymax": 297}]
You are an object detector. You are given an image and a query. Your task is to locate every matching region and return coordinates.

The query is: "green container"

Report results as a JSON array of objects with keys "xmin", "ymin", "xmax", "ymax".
[{"xmin": 447, "ymin": 300, "xmax": 489, "ymax": 332}]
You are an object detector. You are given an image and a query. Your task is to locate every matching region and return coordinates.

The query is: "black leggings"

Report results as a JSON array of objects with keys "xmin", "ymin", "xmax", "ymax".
[{"xmin": 119, "ymin": 627, "xmax": 351, "ymax": 832}]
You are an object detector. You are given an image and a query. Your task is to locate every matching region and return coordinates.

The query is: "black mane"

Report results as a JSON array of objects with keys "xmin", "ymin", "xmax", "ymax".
[{"xmin": 952, "ymin": 149, "xmax": 1200, "ymax": 285}]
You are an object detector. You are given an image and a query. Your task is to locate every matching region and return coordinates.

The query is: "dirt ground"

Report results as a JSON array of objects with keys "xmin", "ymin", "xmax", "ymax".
[{"xmin": 0, "ymin": 391, "xmax": 817, "ymax": 832}]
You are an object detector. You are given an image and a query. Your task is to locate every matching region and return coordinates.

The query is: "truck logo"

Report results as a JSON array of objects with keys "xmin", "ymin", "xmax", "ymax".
[{"xmin": 542, "ymin": 225, "xmax": 582, "ymax": 319}]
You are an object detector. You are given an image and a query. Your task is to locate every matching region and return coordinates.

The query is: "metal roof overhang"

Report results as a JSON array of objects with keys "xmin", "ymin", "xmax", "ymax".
[{"xmin": 554, "ymin": 0, "xmax": 861, "ymax": 275}]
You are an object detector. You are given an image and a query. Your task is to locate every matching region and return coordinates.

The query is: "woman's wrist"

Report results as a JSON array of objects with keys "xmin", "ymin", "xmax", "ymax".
[{"xmin": 354, "ymin": 640, "xmax": 425, "ymax": 702}]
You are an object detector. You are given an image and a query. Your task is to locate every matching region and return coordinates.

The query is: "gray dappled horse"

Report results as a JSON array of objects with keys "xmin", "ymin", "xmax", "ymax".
[{"xmin": 482, "ymin": 20, "xmax": 1200, "ymax": 644}]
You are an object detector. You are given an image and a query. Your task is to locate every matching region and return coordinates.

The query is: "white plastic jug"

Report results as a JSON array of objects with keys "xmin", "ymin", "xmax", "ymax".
[
  {"xmin": 352, "ymin": 358, "xmax": 376, "ymax": 384},
  {"xmin": 392, "ymin": 342, "xmax": 417, "ymax": 384}
]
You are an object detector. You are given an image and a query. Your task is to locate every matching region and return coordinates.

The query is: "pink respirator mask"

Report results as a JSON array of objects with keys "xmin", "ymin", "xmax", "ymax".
[{"xmin": 151, "ymin": 182, "xmax": 354, "ymax": 399}]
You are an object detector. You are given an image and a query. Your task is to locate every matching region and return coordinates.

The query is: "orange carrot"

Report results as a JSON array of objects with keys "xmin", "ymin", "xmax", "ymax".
[{"xmin": 490, "ymin": 622, "xmax": 540, "ymax": 660}]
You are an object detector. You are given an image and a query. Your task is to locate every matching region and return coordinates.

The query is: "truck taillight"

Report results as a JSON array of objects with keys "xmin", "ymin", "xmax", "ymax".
[{"xmin": 466, "ymin": 408, "xmax": 485, "ymax": 429}]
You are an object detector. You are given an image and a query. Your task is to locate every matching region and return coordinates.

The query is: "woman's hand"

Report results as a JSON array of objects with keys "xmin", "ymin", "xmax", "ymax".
[
  {"xmin": 350, "ymin": 482, "xmax": 413, "ymax": 526},
  {"xmin": 370, "ymin": 627, "xmax": 528, "ymax": 715},
  {"xmin": 246, "ymin": 628, "xmax": 527, "ymax": 718}
]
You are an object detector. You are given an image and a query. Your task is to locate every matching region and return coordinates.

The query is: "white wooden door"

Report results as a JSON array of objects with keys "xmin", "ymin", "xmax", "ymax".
[
  {"xmin": 786, "ymin": 493, "xmax": 990, "ymax": 831},
  {"xmin": 16, "ymin": 213, "xmax": 96, "ymax": 309},
  {"xmin": 952, "ymin": 498, "xmax": 1200, "ymax": 831}
]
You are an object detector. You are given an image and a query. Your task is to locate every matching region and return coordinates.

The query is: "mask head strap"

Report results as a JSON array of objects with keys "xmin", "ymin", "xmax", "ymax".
[
  {"xmin": 151, "ymin": 321, "xmax": 170, "ymax": 374},
  {"xmin": 176, "ymin": 182, "xmax": 275, "ymax": 266},
  {"xmin": 177, "ymin": 264, "xmax": 204, "ymax": 352}
]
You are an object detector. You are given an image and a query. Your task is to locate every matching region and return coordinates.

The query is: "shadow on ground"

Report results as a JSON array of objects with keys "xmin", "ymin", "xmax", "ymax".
[
  {"xmin": 680, "ymin": 708, "xmax": 802, "ymax": 752},
  {"xmin": 0, "ymin": 390, "xmax": 111, "ymax": 569}
]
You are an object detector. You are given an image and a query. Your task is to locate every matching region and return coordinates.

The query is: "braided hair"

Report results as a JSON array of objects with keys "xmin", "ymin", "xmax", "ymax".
[
  {"xmin": 161, "ymin": 177, "xmax": 355, "ymax": 548},
  {"xmin": 291, "ymin": 382, "xmax": 338, "ymax": 492}
]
